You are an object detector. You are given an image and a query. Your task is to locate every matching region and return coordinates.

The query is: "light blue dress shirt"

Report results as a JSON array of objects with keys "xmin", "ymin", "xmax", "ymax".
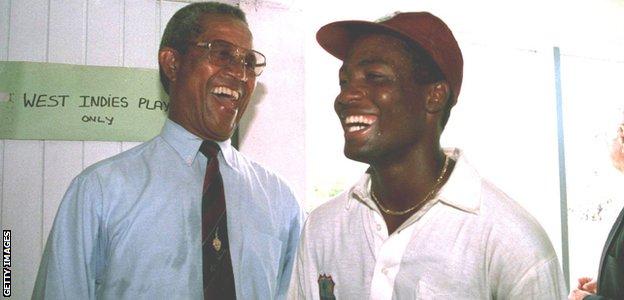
[{"xmin": 33, "ymin": 119, "xmax": 303, "ymax": 299}]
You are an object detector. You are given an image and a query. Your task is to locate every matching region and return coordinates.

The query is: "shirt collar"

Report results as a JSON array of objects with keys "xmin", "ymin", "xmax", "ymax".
[
  {"xmin": 436, "ymin": 148, "xmax": 481, "ymax": 214},
  {"xmin": 160, "ymin": 119, "xmax": 237, "ymax": 169},
  {"xmin": 347, "ymin": 148, "xmax": 482, "ymax": 215},
  {"xmin": 347, "ymin": 172, "xmax": 376, "ymax": 212}
]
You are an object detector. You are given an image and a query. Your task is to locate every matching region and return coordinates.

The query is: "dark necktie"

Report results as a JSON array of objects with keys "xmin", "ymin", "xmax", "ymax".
[{"xmin": 199, "ymin": 141, "xmax": 236, "ymax": 299}]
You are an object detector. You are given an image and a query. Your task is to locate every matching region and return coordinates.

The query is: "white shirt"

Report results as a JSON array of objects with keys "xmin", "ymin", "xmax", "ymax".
[{"xmin": 290, "ymin": 149, "xmax": 567, "ymax": 299}]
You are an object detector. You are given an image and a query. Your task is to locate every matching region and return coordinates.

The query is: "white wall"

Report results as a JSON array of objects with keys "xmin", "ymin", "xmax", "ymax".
[
  {"xmin": 0, "ymin": 1, "xmax": 169, "ymax": 297},
  {"xmin": 0, "ymin": 1, "xmax": 305, "ymax": 298},
  {"xmin": 238, "ymin": 0, "xmax": 305, "ymax": 201}
]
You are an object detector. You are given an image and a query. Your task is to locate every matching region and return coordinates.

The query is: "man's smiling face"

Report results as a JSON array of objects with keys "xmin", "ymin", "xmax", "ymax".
[
  {"xmin": 334, "ymin": 34, "xmax": 431, "ymax": 163},
  {"xmin": 167, "ymin": 13, "xmax": 255, "ymax": 141}
]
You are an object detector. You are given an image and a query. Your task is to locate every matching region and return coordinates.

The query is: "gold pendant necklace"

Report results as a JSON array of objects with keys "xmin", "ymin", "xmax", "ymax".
[
  {"xmin": 370, "ymin": 155, "xmax": 450, "ymax": 216},
  {"xmin": 212, "ymin": 230, "xmax": 222, "ymax": 252}
]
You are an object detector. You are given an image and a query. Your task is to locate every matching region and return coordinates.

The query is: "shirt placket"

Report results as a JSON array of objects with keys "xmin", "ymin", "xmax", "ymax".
[{"xmin": 368, "ymin": 210, "xmax": 418, "ymax": 300}]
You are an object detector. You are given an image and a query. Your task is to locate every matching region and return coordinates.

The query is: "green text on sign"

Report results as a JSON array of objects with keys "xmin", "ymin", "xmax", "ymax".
[{"xmin": 0, "ymin": 61, "xmax": 169, "ymax": 141}]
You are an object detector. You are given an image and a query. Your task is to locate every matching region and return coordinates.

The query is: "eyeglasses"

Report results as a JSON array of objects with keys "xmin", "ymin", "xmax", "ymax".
[{"xmin": 192, "ymin": 39, "xmax": 266, "ymax": 77}]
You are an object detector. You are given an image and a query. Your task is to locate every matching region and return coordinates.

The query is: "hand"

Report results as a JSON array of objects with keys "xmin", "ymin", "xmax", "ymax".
[
  {"xmin": 579, "ymin": 277, "xmax": 597, "ymax": 293},
  {"xmin": 568, "ymin": 288, "xmax": 594, "ymax": 300},
  {"xmin": 611, "ymin": 123, "xmax": 624, "ymax": 172},
  {"xmin": 581, "ymin": 278, "xmax": 598, "ymax": 294}
]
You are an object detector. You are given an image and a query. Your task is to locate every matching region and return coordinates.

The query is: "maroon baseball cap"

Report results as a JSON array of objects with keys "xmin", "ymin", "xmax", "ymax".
[{"xmin": 316, "ymin": 12, "xmax": 463, "ymax": 105}]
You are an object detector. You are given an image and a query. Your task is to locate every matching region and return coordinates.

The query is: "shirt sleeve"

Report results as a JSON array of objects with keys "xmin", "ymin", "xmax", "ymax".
[
  {"xmin": 287, "ymin": 220, "xmax": 308, "ymax": 300},
  {"xmin": 507, "ymin": 256, "xmax": 568, "ymax": 300},
  {"xmin": 276, "ymin": 186, "xmax": 305, "ymax": 300},
  {"xmin": 32, "ymin": 173, "xmax": 104, "ymax": 299}
]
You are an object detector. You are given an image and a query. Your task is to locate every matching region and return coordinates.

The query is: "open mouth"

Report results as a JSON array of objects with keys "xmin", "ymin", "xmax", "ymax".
[
  {"xmin": 344, "ymin": 115, "xmax": 377, "ymax": 133},
  {"xmin": 211, "ymin": 86, "xmax": 241, "ymax": 101}
]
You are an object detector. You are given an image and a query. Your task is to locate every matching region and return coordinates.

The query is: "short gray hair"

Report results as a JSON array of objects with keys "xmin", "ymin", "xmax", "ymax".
[{"xmin": 159, "ymin": 2, "xmax": 247, "ymax": 94}]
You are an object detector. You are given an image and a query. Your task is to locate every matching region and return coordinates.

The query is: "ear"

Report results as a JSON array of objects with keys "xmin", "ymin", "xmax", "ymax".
[
  {"xmin": 424, "ymin": 81, "xmax": 450, "ymax": 114},
  {"xmin": 158, "ymin": 47, "xmax": 180, "ymax": 83}
]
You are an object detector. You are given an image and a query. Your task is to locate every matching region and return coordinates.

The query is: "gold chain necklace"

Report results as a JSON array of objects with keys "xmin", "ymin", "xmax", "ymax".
[{"xmin": 370, "ymin": 155, "xmax": 450, "ymax": 216}]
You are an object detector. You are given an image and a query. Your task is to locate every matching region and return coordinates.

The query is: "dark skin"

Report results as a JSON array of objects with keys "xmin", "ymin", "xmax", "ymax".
[
  {"xmin": 335, "ymin": 34, "xmax": 455, "ymax": 233},
  {"xmin": 158, "ymin": 13, "xmax": 256, "ymax": 141}
]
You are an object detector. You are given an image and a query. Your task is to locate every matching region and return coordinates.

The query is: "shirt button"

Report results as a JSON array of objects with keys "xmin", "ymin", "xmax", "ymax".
[
  {"xmin": 376, "ymin": 224, "xmax": 382, "ymax": 231},
  {"xmin": 382, "ymin": 267, "xmax": 389, "ymax": 275}
]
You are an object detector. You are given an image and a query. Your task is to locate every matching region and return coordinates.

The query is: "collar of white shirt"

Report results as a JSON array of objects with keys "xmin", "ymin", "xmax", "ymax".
[
  {"xmin": 160, "ymin": 118, "xmax": 238, "ymax": 171},
  {"xmin": 347, "ymin": 148, "xmax": 482, "ymax": 218}
]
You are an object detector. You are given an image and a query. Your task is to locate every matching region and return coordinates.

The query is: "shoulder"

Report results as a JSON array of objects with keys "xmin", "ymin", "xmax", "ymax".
[
  {"xmin": 228, "ymin": 149, "xmax": 302, "ymax": 214},
  {"xmin": 455, "ymin": 177, "xmax": 565, "ymax": 295},
  {"xmin": 62, "ymin": 138, "xmax": 171, "ymax": 206},
  {"xmin": 231, "ymin": 150, "xmax": 297, "ymax": 194},
  {"xmin": 79, "ymin": 137, "xmax": 162, "ymax": 180},
  {"xmin": 444, "ymin": 152, "xmax": 558, "ymax": 274},
  {"xmin": 301, "ymin": 190, "xmax": 352, "ymax": 240},
  {"xmin": 53, "ymin": 139, "xmax": 164, "ymax": 226},
  {"xmin": 445, "ymin": 151, "xmax": 554, "ymax": 254},
  {"xmin": 472, "ymin": 179, "xmax": 564, "ymax": 290},
  {"xmin": 303, "ymin": 173, "xmax": 371, "ymax": 235},
  {"xmin": 229, "ymin": 150, "xmax": 286, "ymax": 182},
  {"xmin": 479, "ymin": 179, "xmax": 553, "ymax": 252},
  {"xmin": 308, "ymin": 192, "xmax": 350, "ymax": 224}
]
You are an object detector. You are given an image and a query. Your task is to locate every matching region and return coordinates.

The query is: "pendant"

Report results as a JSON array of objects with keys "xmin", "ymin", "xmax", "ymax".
[{"xmin": 212, "ymin": 231, "xmax": 222, "ymax": 251}]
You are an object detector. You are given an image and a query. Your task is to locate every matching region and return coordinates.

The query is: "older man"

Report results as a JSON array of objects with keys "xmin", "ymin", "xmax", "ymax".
[
  {"xmin": 290, "ymin": 12, "xmax": 566, "ymax": 299},
  {"xmin": 33, "ymin": 2, "xmax": 302, "ymax": 299},
  {"xmin": 569, "ymin": 123, "xmax": 624, "ymax": 300}
]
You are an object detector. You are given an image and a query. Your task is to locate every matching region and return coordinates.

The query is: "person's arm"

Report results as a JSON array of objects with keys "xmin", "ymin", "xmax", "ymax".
[
  {"xmin": 32, "ymin": 174, "xmax": 103, "ymax": 299},
  {"xmin": 506, "ymin": 255, "xmax": 568, "ymax": 299},
  {"xmin": 275, "ymin": 187, "xmax": 304, "ymax": 300},
  {"xmin": 583, "ymin": 295, "xmax": 611, "ymax": 300},
  {"xmin": 287, "ymin": 218, "xmax": 310, "ymax": 300}
]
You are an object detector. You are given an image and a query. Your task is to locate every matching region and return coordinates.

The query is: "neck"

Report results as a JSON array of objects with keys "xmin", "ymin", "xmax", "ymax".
[{"xmin": 369, "ymin": 143, "xmax": 449, "ymax": 212}]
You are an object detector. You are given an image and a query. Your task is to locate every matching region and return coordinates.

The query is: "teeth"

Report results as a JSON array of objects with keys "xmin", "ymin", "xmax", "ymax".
[
  {"xmin": 347, "ymin": 126, "xmax": 366, "ymax": 132},
  {"xmin": 344, "ymin": 115, "xmax": 375, "ymax": 125},
  {"xmin": 343, "ymin": 114, "xmax": 377, "ymax": 134},
  {"xmin": 211, "ymin": 86, "xmax": 240, "ymax": 100}
]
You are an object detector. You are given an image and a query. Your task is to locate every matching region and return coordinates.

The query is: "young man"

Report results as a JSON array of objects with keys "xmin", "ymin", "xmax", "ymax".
[
  {"xmin": 291, "ymin": 12, "xmax": 566, "ymax": 299},
  {"xmin": 33, "ymin": 3, "xmax": 302, "ymax": 299}
]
